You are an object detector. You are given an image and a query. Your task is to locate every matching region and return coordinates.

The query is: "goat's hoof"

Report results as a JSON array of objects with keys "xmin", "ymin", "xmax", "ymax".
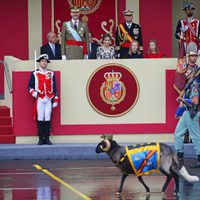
[
  {"xmin": 145, "ymin": 192, "xmax": 150, "ymax": 200},
  {"xmin": 146, "ymin": 192, "xmax": 150, "ymax": 197},
  {"xmin": 146, "ymin": 192, "xmax": 151, "ymax": 196},
  {"xmin": 173, "ymin": 191, "xmax": 178, "ymax": 196},
  {"xmin": 161, "ymin": 192, "xmax": 165, "ymax": 199}
]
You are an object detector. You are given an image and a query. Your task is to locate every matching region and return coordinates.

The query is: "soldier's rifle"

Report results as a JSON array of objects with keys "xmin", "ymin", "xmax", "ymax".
[
  {"xmin": 178, "ymin": 68, "xmax": 200, "ymax": 106},
  {"xmin": 34, "ymin": 50, "xmax": 37, "ymax": 93}
]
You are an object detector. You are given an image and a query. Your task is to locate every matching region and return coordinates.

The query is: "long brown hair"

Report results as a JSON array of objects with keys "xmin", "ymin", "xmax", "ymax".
[{"xmin": 147, "ymin": 39, "xmax": 159, "ymax": 54}]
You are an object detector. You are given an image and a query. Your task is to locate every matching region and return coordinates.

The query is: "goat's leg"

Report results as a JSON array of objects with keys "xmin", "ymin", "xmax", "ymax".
[
  {"xmin": 170, "ymin": 170, "xmax": 179, "ymax": 195},
  {"xmin": 159, "ymin": 168, "xmax": 172, "ymax": 197},
  {"xmin": 161, "ymin": 175, "xmax": 172, "ymax": 199},
  {"xmin": 137, "ymin": 176, "xmax": 150, "ymax": 197},
  {"xmin": 116, "ymin": 174, "xmax": 128, "ymax": 195}
]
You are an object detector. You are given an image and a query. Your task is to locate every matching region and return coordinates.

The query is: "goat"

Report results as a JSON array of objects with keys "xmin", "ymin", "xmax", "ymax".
[{"xmin": 95, "ymin": 137, "xmax": 199, "ymax": 198}]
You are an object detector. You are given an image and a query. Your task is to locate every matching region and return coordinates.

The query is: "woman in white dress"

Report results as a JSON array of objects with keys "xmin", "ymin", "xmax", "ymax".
[{"xmin": 96, "ymin": 34, "xmax": 115, "ymax": 59}]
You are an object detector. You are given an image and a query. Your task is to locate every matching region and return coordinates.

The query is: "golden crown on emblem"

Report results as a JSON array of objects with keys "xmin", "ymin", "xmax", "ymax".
[{"xmin": 104, "ymin": 71, "xmax": 122, "ymax": 81}]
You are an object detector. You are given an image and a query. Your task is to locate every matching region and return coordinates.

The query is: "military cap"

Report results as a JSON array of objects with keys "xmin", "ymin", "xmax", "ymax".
[
  {"xmin": 187, "ymin": 51, "xmax": 198, "ymax": 57},
  {"xmin": 36, "ymin": 54, "xmax": 50, "ymax": 63},
  {"xmin": 70, "ymin": 6, "xmax": 81, "ymax": 12},
  {"xmin": 123, "ymin": 9, "xmax": 134, "ymax": 16},
  {"xmin": 182, "ymin": 2, "xmax": 195, "ymax": 10}
]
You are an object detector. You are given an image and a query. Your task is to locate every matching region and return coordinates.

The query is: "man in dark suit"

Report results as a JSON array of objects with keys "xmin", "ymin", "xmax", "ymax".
[
  {"xmin": 116, "ymin": 9, "xmax": 143, "ymax": 58},
  {"xmin": 40, "ymin": 32, "xmax": 62, "ymax": 60},
  {"xmin": 88, "ymin": 32, "xmax": 99, "ymax": 59}
]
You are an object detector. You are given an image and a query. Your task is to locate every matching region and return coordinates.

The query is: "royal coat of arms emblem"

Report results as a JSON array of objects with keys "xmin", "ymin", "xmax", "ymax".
[
  {"xmin": 87, "ymin": 63, "xmax": 139, "ymax": 117},
  {"xmin": 68, "ymin": 0, "xmax": 102, "ymax": 14},
  {"xmin": 100, "ymin": 71, "xmax": 126, "ymax": 110}
]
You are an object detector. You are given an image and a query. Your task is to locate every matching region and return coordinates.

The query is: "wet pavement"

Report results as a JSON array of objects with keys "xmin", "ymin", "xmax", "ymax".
[{"xmin": 0, "ymin": 159, "xmax": 199, "ymax": 200}]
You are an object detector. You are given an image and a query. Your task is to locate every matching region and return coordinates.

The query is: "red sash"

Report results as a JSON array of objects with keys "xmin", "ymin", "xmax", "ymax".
[
  {"xmin": 121, "ymin": 42, "xmax": 131, "ymax": 48},
  {"xmin": 66, "ymin": 40, "xmax": 87, "ymax": 55}
]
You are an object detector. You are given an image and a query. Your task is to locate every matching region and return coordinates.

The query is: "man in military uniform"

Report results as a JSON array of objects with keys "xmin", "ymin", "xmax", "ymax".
[
  {"xmin": 61, "ymin": 6, "xmax": 89, "ymax": 60},
  {"xmin": 175, "ymin": 2, "xmax": 200, "ymax": 51},
  {"xmin": 116, "ymin": 9, "xmax": 143, "ymax": 58},
  {"xmin": 28, "ymin": 54, "xmax": 59, "ymax": 145},
  {"xmin": 174, "ymin": 51, "xmax": 200, "ymax": 167}
]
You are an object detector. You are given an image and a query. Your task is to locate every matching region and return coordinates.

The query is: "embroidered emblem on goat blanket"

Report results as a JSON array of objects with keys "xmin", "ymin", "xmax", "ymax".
[{"xmin": 125, "ymin": 143, "xmax": 160, "ymax": 177}]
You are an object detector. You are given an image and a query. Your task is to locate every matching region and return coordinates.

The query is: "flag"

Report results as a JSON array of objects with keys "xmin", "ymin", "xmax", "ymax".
[{"xmin": 173, "ymin": 38, "xmax": 187, "ymax": 96}]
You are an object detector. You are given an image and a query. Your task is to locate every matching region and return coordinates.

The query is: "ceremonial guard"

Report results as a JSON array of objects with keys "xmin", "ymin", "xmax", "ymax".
[
  {"xmin": 116, "ymin": 9, "xmax": 143, "ymax": 58},
  {"xmin": 175, "ymin": 2, "xmax": 200, "ymax": 51},
  {"xmin": 174, "ymin": 52, "xmax": 200, "ymax": 167},
  {"xmin": 28, "ymin": 54, "xmax": 59, "ymax": 145},
  {"xmin": 61, "ymin": 6, "xmax": 89, "ymax": 60}
]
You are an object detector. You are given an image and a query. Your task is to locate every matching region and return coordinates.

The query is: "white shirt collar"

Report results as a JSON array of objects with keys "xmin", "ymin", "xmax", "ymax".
[
  {"xmin": 48, "ymin": 42, "xmax": 55, "ymax": 46},
  {"xmin": 72, "ymin": 19, "xmax": 79, "ymax": 25},
  {"xmin": 39, "ymin": 67, "xmax": 47, "ymax": 73},
  {"xmin": 126, "ymin": 22, "xmax": 132, "ymax": 26},
  {"xmin": 187, "ymin": 17, "xmax": 194, "ymax": 22}
]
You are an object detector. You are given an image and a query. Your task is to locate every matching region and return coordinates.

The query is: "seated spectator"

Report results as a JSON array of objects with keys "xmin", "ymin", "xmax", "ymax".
[
  {"xmin": 40, "ymin": 32, "xmax": 61, "ymax": 60},
  {"xmin": 96, "ymin": 34, "xmax": 115, "ymax": 59},
  {"xmin": 88, "ymin": 32, "xmax": 99, "ymax": 59},
  {"xmin": 126, "ymin": 41, "xmax": 143, "ymax": 59},
  {"xmin": 145, "ymin": 39, "xmax": 163, "ymax": 58}
]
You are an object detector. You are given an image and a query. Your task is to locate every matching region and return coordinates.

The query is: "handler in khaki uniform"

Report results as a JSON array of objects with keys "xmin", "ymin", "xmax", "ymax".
[{"xmin": 61, "ymin": 6, "xmax": 89, "ymax": 60}]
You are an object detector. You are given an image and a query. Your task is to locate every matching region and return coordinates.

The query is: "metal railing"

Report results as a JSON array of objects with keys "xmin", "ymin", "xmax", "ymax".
[{"xmin": 0, "ymin": 60, "xmax": 12, "ymax": 94}]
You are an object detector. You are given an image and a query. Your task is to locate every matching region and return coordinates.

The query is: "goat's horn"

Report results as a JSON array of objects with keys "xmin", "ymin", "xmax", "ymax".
[{"xmin": 100, "ymin": 139, "xmax": 111, "ymax": 152}]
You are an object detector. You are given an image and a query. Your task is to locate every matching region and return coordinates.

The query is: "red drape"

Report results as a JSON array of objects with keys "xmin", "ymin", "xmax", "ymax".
[
  {"xmin": 0, "ymin": 0, "xmax": 28, "ymax": 97},
  {"xmin": 140, "ymin": 0, "xmax": 172, "ymax": 57}
]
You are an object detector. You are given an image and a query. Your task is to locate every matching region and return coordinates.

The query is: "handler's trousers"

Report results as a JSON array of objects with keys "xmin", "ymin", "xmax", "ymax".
[{"xmin": 174, "ymin": 111, "xmax": 200, "ymax": 156}]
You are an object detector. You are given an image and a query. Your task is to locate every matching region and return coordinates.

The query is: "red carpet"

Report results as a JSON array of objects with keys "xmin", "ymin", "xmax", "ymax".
[{"xmin": 0, "ymin": 106, "xmax": 15, "ymax": 143}]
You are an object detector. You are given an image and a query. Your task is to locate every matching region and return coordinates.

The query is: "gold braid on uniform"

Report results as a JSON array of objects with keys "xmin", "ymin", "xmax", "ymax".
[
  {"xmin": 115, "ymin": 25, "xmax": 128, "ymax": 51},
  {"xmin": 118, "ymin": 25, "xmax": 128, "ymax": 44}
]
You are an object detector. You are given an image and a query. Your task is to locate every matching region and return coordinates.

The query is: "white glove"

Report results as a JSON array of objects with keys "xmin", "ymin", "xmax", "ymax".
[
  {"xmin": 32, "ymin": 91, "xmax": 37, "ymax": 98},
  {"xmin": 84, "ymin": 54, "xmax": 88, "ymax": 59},
  {"xmin": 62, "ymin": 55, "xmax": 66, "ymax": 60},
  {"xmin": 52, "ymin": 102, "xmax": 58, "ymax": 108},
  {"xmin": 181, "ymin": 26, "xmax": 188, "ymax": 32}
]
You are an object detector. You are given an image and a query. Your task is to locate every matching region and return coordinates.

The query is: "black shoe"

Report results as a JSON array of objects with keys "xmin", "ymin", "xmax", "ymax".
[
  {"xmin": 45, "ymin": 140, "xmax": 53, "ymax": 145},
  {"xmin": 38, "ymin": 139, "xmax": 44, "ymax": 145},
  {"xmin": 44, "ymin": 136, "xmax": 53, "ymax": 145}
]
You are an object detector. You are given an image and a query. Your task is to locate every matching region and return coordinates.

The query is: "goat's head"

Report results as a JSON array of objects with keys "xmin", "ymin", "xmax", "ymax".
[
  {"xmin": 96, "ymin": 137, "xmax": 112, "ymax": 153},
  {"xmin": 96, "ymin": 134, "xmax": 118, "ymax": 153}
]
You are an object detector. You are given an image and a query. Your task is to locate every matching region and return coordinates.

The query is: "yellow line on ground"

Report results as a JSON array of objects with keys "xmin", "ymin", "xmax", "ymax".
[{"xmin": 33, "ymin": 164, "xmax": 92, "ymax": 200}]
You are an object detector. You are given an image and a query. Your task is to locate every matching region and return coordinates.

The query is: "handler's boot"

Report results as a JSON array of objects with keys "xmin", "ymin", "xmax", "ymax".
[
  {"xmin": 44, "ymin": 121, "xmax": 53, "ymax": 145},
  {"xmin": 37, "ymin": 121, "xmax": 45, "ymax": 145},
  {"xmin": 190, "ymin": 155, "xmax": 200, "ymax": 168},
  {"xmin": 177, "ymin": 152, "xmax": 184, "ymax": 165}
]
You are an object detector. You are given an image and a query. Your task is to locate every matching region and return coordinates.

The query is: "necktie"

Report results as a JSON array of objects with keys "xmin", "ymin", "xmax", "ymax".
[
  {"xmin": 128, "ymin": 24, "xmax": 131, "ymax": 29},
  {"xmin": 74, "ymin": 21, "xmax": 77, "ymax": 30},
  {"xmin": 52, "ymin": 45, "xmax": 55, "ymax": 57}
]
